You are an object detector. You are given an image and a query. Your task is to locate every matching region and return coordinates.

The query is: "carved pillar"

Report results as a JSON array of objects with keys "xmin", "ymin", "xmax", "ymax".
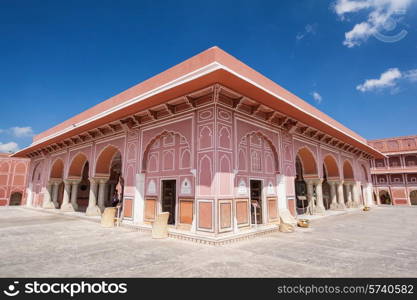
[
  {"xmin": 352, "ymin": 182, "xmax": 360, "ymax": 208},
  {"xmin": 337, "ymin": 180, "xmax": 346, "ymax": 209},
  {"xmin": 70, "ymin": 180, "xmax": 80, "ymax": 211},
  {"xmin": 366, "ymin": 183, "xmax": 374, "ymax": 206},
  {"xmin": 42, "ymin": 181, "xmax": 55, "ymax": 209},
  {"xmin": 26, "ymin": 183, "xmax": 33, "ymax": 207},
  {"xmin": 97, "ymin": 178, "xmax": 108, "ymax": 212},
  {"xmin": 306, "ymin": 179, "xmax": 315, "ymax": 215},
  {"xmin": 86, "ymin": 178, "xmax": 101, "ymax": 216},
  {"xmin": 60, "ymin": 180, "xmax": 74, "ymax": 212},
  {"xmin": 52, "ymin": 181, "xmax": 60, "ymax": 208},
  {"xmin": 314, "ymin": 179, "xmax": 325, "ymax": 214},
  {"xmin": 345, "ymin": 182, "xmax": 353, "ymax": 208},
  {"xmin": 329, "ymin": 181, "xmax": 338, "ymax": 210},
  {"xmin": 134, "ymin": 173, "xmax": 145, "ymax": 225}
]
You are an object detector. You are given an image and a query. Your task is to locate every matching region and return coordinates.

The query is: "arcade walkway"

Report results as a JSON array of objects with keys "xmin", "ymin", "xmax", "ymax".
[{"xmin": 0, "ymin": 206, "xmax": 416, "ymax": 277}]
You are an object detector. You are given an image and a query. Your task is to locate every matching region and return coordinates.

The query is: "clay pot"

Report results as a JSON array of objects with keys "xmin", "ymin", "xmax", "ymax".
[{"xmin": 297, "ymin": 219, "xmax": 310, "ymax": 228}]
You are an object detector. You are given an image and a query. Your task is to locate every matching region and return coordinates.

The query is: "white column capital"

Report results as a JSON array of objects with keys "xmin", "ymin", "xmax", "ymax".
[
  {"xmin": 314, "ymin": 178, "xmax": 324, "ymax": 185},
  {"xmin": 90, "ymin": 177, "xmax": 109, "ymax": 184},
  {"xmin": 50, "ymin": 179, "xmax": 62, "ymax": 186},
  {"xmin": 344, "ymin": 180, "xmax": 354, "ymax": 186},
  {"xmin": 64, "ymin": 178, "xmax": 82, "ymax": 185}
]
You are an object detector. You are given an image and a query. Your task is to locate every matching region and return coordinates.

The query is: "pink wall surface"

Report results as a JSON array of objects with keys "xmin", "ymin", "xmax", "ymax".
[{"xmin": 0, "ymin": 154, "xmax": 29, "ymax": 206}]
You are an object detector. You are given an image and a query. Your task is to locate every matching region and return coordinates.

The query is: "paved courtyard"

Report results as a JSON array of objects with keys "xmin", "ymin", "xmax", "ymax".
[{"xmin": 0, "ymin": 206, "xmax": 416, "ymax": 277}]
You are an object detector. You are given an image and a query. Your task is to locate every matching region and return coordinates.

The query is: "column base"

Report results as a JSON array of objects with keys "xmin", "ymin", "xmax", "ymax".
[
  {"xmin": 313, "ymin": 205, "xmax": 325, "ymax": 215},
  {"xmin": 346, "ymin": 201, "xmax": 354, "ymax": 208},
  {"xmin": 330, "ymin": 202, "xmax": 339, "ymax": 210},
  {"xmin": 337, "ymin": 203, "xmax": 346, "ymax": 210},
  {"xmin": 42, "ymin": 201, "xmax": 56, "ymax": 209},
  {"xmin": 351, "ymin": 201, "xmax": 359, "ymax": 208},
  {"xmin": 86, "ymin": 205, "xmax": 101, "ymax": 216},
  {"xmin": 60, "ymin": 203, "xmax": 75, "ymax": 212},
  {"xmin": 279, "ymin": 209, "xmax": 297, "ymax": 226}
]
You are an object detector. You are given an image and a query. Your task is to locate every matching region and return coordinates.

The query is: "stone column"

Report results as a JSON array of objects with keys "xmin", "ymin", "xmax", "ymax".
[
  {"xmin": 337, "ymin": 180, "xmax": 346, "ymax": 209},
  {"xmin": 352, "ymin": 182, "xmax": 360, "ymax": 208},
  {"xmin": 26, "ymin": 183, "xmax": 33, "ymax": 207},
  {"xmin": 134, "ymin": 173, "xmax": 145, "ymax": 225},
  {"xmin": 366, "ymin": 183, "xmax": 374, "ymax": 206},
  {"xmin": 345, "ymin": 182, "xmax": 353, "ymax": 208},
  {"xmin": 60, "ymin": 180, "xmax": 74, "ymax": 212},
  {"xmin": 97, "ymin": 178, "xmax": 108, "ymax": 213},
  {"xmin": 314, "ymin": 179, "xmax": 325, "ymax": 214},
  {"xmin": 70, "ymin": 180, "xmax": 80, "ymax": 211},
  {"xmin": 329, "ymin": 181, "xmax": 338, "ymax": 210},
  {"xmin": 86, "ymin": 178, "xmax": 101, "ymax": 216},
  {"xmin": 42, "ymin": 181, "xmax": 55, "ymax": 209},
  {"xmin": 52, "ymin": 181, "xmax": 60, "ymax": 208},
  {"xmin": 306, "ymin": 179, "xmax": 315, "ymax": 215}
]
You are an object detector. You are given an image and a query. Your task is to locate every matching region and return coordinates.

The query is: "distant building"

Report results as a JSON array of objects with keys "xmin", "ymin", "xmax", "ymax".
[
  {"xmin": 369, "ymin": 136, "xmax": 417, "ymax": 206},
  {"xmin": 0, "ymin": 153, "xmax": 30, "ymax": 206}
]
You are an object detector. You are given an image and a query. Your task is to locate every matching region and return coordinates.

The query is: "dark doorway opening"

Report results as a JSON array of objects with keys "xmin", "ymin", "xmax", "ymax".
[
  {"xmin": 379, "ymin": 190, "xmax": 392, "ymax": 205},
  {"xmin": 162, "ymin": 180, "xmax": 176, "ymax": 225},
  {"xmin": 250, "ymin": 180, "xmax": 262, "ymax": 225},
  {"xmin": 9, "ymin": 192, "xmax": 22, "ymax": 206}
]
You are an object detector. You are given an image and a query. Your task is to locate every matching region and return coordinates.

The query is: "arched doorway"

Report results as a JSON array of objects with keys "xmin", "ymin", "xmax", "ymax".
[
  {"xmin": 236, "ymin": 132, "xmax": 279, "ymax": 225},
  {"xmin": 343, "ymin": 161, "xmax": 354, "ymax": 205},
  {"xmin": 295, "ymin": 156, "xmax": 307, "ymax": 214},
  {"xmin": 142, "ymin": 132, "xmax": 192, "ymax": 225},
  {"xmin": 49, "ymin": 159, "xmax": 64, "ymax": 208},
  {"xmin": 9, "ymin": 192, "xmax": 22, "ymax": 205},
  {"xmin": 379, "ymin": 190, "xmax": 392, "ymax": 205},
  {"xmin": 95, "ymin": 145, "xmax": 124, "ymax": 213},
  {"xmin": 322, "ymin": 155, "xmax": 340, "ymax": 210},
  {"xmin": 30, "ymin": 162, "xmax": 43, "ymax": 207},
  {"xmin": 410, "ymin": 190, "xmax": 417, "ymax": 205},
  {"xmin": 322, "ymin": 166, "xmax": 331, "ymax": 209},
  {"xmin": 68, "ymin": 153, "xmax": 90, "ymax": 212},
  {"xmin": 295, "ymin": 147, "xmax": 317, "ymax": 214}
]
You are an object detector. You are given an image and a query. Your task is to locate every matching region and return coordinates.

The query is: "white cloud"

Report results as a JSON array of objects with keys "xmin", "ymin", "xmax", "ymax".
[
  {"xmin": 8, "ymin": 126, "xmax": 34, "ymax": 138},
  {"xmin": 0, "ymin": 142, "xmax": 19, "ymax": 153},
  {"xmin": 333, "ymin": 0, "xmax": 413, "ymax": 47},
  {"xmin": 356, "ymin": 67, "xmax": 417, "ymax": 92},
  {"xmin": 343, "ymin": 22, "xmax": 376, "ymax": 47},
  {"xmin": 311, "ymin": 91, "xmax": 323, "ymax": 103},
  {"xmin": 296, "ymin": 23, "xmax": 318, "ymax": 40},
  {"xmin": 334, "ymin": 0, "xmax": 372, "ymax": 16},
  {"xmin": 404, "ymin": 69, "xmax": 417, "ymax": 82}
]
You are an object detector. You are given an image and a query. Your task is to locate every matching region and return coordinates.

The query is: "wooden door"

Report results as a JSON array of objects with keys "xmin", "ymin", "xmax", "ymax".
[
  {"xmin": 250, "ymin": 180, "xmax": 262, "ymax": 225},
  {"xmin": 162, "ymin": 180, "xmax": 176, "ymax": 225}
]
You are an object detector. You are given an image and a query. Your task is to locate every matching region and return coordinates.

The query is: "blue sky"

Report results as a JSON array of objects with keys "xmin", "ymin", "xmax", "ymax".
[{"xmin": 0, "ymin": 0, "xmax": 416, "ymax": 152}]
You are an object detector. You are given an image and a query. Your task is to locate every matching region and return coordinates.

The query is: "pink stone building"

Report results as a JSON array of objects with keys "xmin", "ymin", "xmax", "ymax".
[
  {"xmin": 12, "ymin": 47, "xmax": 383, "ymax": 239},
  {"xmin": 368, "ymin": 136, "xmax": 417, "ymax": 206},
  {"xmin": 0, "ymin": 153, "xmax": 30, "ymax": 206}
]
